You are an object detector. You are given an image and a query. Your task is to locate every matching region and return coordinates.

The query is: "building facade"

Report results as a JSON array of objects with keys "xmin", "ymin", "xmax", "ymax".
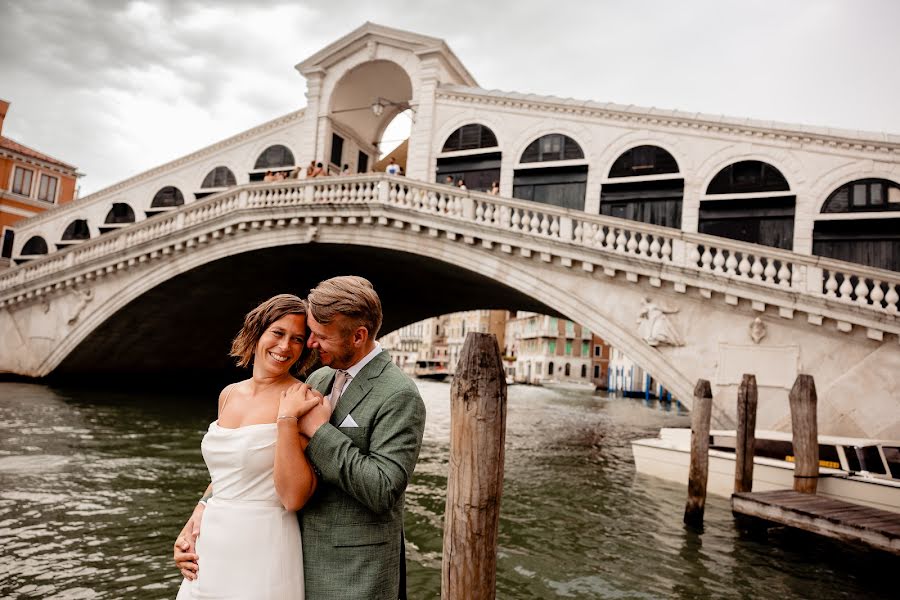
[
  {"xmin": 504, "ymin": 312, "xmax": 593, "ymax": 385},
  {"xmin": 0, "ymin": 100, "xmax": 79, "ymax": 267}
]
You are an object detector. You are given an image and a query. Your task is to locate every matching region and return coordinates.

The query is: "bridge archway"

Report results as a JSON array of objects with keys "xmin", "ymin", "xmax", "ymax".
[{"xmin": 50, "ymin": 233, "xmax": 693, "ymax": 407}]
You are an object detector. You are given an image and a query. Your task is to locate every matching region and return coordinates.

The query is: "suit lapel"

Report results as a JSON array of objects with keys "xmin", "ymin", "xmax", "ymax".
[{"xmin": 332, "ymin": 350, "xmax": 390, "ymax": 426}]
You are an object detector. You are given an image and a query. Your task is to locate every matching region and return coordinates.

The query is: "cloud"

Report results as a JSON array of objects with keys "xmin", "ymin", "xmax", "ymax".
[{"xmin": 1, "ymin": 0, "xmax": 899, "ymax": 195}]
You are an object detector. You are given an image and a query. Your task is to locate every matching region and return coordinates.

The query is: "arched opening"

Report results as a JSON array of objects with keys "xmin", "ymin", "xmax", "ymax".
[
  {"xmin": 197, "ymin": 166, "xmax": 237, "ymax": 199},
  {"xmin": 251, "ymin": 146, "xmax": 295, "ymax": 182},
  {"xmin": 814, "ymin": 178, "xmax": 900, "ymax": 271},
  {"xmin": 435, "ymin": 123, "xmax": 501, "ymax": 192},
  {"xmin": 58, "ymin": 219, "xmax": 90, "ymax": 250},
  {"xmin": 2, "ymin": 228, "xmax": 14, "ymax": 261},
  {"xmin": 17, "ymin": 235, "xmax": 48, "ymax": 264},
  {"xmin": 148, "ymin": 186, "xmax": 185, "ymax": 218},
  {"xmin": 600, "ymin": 145, "xmax": 684, "ymax": 228},
  {"xmin": 329, "ymin": 60, "xmax": 413, "ymax": 176},
  {"xmin": 100, "ymin": 203, "xmax": 136, "ymax": 234},
  {"xmin": 700, "ymin": 161, "xmax": 795, "ymax": 250},
  {"xmin": 513, "ymin": 134, "xmax": 587, "ymax": 210}
]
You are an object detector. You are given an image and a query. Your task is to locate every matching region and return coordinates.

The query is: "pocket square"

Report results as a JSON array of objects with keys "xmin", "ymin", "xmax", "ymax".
[{"xmin": 339, "ymin": 414, "xmax": 359, "ymax": 428}]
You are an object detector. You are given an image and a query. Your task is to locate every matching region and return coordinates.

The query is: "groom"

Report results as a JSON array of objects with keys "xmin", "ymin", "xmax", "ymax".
[{"xmin": 175, "ymin": 276, "xmax": 426, "ymax": 599}]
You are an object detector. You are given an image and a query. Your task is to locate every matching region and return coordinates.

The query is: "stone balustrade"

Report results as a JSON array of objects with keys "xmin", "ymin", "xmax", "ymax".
[{"xmin": 2, "ymin": 175, "xmax": 899, "ymax": 326}]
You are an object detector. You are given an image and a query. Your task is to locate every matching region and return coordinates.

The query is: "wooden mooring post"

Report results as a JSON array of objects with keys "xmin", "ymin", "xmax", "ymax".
[
  {"xmin": 441, "ymin": 332, "xmax": 507, "ymax": 600},
  {"xmin": 789, "ymin": 374, "xmax": 819, "ymax": 494},
  {"xmin": 684, "ymin": 379, "xmax": 712, "ymax": 528},
  {"xmin": 734, "ymin": 374, "xmax": 758, "ymax": 494}
]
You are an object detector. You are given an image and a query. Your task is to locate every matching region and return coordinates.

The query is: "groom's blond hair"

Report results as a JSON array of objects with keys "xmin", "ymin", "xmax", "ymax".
[{"xmin": 308, "ymin": 275, "xmax": 383, "ymax": 339}]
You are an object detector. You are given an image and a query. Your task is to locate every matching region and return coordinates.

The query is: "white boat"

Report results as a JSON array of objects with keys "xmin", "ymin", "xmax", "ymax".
[
  {"xmin": 631, "ymin": 428, "xmax": 900, "ymax": 514},
  {"xmin": 541, "ymin": 379, "xmax": 596, "ymax": 392}
]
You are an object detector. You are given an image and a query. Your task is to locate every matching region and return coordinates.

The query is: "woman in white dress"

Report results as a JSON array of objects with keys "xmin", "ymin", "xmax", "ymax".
[{"xmin": 174, "ymin": 294, "xmax": 323, "ymax": 600}]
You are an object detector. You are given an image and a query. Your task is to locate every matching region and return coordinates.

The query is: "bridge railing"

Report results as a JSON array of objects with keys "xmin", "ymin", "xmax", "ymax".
[{"xmin": 2, "ymin": 174, "xmax": 899, "ymax": 316}]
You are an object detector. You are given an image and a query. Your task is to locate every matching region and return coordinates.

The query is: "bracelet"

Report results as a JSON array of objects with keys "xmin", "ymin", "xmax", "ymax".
[
  {"xmin": 198, "ymin": 499, "xmax": 208, "ymax": 507},
  {"xmin": 277, "ymin": 415, "xmax": 299, "ymax": 421}
]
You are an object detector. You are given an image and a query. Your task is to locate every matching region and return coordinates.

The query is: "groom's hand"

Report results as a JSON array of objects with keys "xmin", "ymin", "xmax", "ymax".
[
  {"xmin": 173, "ymin": 503, "xmax": 203, "ymax": 580},
  {"xmin": 298, "ymin": 392, "xmax": 330, "ymax": 438}
]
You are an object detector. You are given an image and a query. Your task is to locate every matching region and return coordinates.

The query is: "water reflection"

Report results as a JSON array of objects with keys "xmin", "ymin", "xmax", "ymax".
[{"xmin": 0, "ymin": 380, "xmax": 896, "ymax": 599}]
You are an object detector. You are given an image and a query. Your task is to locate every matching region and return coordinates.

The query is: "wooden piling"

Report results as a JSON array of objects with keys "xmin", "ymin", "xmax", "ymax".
[
  {"xmin": 734, "ymin": 374, "xmax": 758, "ymax": 494},
  {"xmin": 684, "ymin": 379, "xmax": 713, "ymax": 528},
  {"xmin": 789, "ymin": 374, "xmax": 819, "ymax": 494},
  {"xmin": 441, "ymin": 332, "xmax": 508, "ymax": 600}
]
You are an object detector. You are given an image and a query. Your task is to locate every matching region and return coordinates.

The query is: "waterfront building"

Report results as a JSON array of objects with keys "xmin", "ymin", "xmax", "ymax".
[
  {"xmin": 445, "ymin": 310, "xmax": 509, "ymax": 373},
  {"xmin": 504, "ymin": 312, "xmax": 592, "ymax": 385},
  {"xmin": 590, "ymin": 334, "xmax": 612, "ymax": 390},
  {"xmin": 0, "ymin": 100, "xmax": 79, "ymax": 268}
]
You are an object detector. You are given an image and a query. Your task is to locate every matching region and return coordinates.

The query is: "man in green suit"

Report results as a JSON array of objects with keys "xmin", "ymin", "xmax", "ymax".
[
  {"xmin": 297, "ymin": 275, "xmax": 426, "ymax": 599},
  {"xmin": 174, "ymin": 276, "xmax": 426, "ymax": 599}
]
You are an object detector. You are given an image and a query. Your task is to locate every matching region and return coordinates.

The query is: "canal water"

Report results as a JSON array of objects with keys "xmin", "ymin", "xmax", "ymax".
[{"xmin": 0, "ymin": 380, "xmax": 895, "ymax": 599}]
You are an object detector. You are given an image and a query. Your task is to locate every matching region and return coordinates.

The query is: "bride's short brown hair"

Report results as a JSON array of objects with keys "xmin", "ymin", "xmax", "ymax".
[{"xmin": 230, "ymin": 294, "xmax": 317, "ymax": 376}]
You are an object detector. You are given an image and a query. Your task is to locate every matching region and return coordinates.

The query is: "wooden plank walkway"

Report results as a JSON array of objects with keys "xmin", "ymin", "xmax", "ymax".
[{"xmin": 732, "ymin": 489, "xmax": 900, "ymax": 555}]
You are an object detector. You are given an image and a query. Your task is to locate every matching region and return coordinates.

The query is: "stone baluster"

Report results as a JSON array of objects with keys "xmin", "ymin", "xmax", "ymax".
[
  {"xmin": 649, "ymin": 236, "xmax": 661, "ymax": 259},
  {"xmin": 530, "ymin": 212, "xmax": 541, "ymax": 234},
  {"xmin": 438, "ymin": 194, "xmax": 448, "ymax": 213},
  {"xmin": 605, "ymin": 227, "xmax": 616, "ymax": 250},
  {"xmin": 869, "ymin": 280, "xmax": 885, "ymax": 309},
  {"xmin": 615, "ymin": 229, "xmax": 627, "ymax": 253},
  {"xmin": 475, "ymin": 202, "xmax": 485, "ymax": 222},
  {"xmin": 573, "ymin": 221, "xmax": 583, "ymax": 244},
  {"xmin": 701, "ymin": 247, "xmax": 713, "ymax": 271},
  {"xmin": 854, "ymin": 278, "xmax": 870, "ymax": 306},
  {"xmin": 763, "ymin": 259, "xmax": 777, "ymax": 283},
  {"xmin": 638, "ymin": 233, "xmax": 650, "ymax": 256},
  {"xmin": 626, "ymin": 230, "xmax": 638, "ymax": 254},
  {"xmin": 777, "ymin": 263, "xmax": 792, "ymax": 287},
  {"xmin": 552, "ymin": 216, "xmax": 564, "ymax": 240},
  {"xmin": 688, "ymin": 243, "xmax": 701, "ymax": 267},
  {"xmin": 750, "ymin": 255, "xmax": 764, "ymax": 281},
  {"xmin": 823, "ymin": 271, "xmax": 839, "ymax": 297},
  {"xmin": 661, "ymin": 238, "xmax": 673, "ymax": 262},
  {"xmin": 511, "ymin": 208, "xmax": 521, "ymax": 231},
  {"xmin": 725, "ymin": 251, "xmax": 738, "ymax": 275},
  {"xmin": 838, "ymin": 273, "xmax": 854, "ymax": 302},
  {"xmin": 885, "ymin": 283, "xmax": 899, "ymax": 312},
  {"xmin": 712, "ymin": 249, "xmax": 726, "ymax": 273},
  {"xmin": 540, "ymin": 214, "xmax": 550, "ymax": 236}
]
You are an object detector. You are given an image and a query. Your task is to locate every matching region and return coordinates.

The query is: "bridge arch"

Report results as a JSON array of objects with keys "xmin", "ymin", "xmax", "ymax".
[
  {"xmin": 695, "ymin": 145, "xmax": 805, "ymax": 195},
  {"xmin": 46, "ymin": 227, "xmax": 694, "ymax": 405},
  {"xmin": 595, "ymin": 130, "xmax": 693, "ymax": 178}
]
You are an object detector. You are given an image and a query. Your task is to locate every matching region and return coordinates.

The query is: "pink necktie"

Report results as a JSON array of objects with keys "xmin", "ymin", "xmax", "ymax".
[{"xmin": 329, "ymin": 370, "xmax": 349, "ymax": 412}]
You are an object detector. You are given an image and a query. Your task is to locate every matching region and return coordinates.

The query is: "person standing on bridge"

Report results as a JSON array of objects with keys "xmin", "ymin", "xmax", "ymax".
[{"xmin": 174, "ymin": 277, "xmax": 427, "ymax": 599}]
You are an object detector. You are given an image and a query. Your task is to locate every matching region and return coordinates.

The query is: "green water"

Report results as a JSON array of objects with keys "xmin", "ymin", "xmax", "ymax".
[{"xmin": 0, "ymin": 381, "xmax": 895, "ymax": 599}]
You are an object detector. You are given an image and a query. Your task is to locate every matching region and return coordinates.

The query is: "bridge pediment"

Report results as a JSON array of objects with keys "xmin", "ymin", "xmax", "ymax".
[{"xmin": 295, "ymin": 21, "xmax": 477, "ymax": 87}]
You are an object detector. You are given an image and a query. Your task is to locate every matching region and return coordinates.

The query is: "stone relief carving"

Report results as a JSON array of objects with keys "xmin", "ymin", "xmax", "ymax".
[
  {"xmin": 637, "ymin": 297, "xmax": 684, "ymax": 347},
  {"xmin": 67, "ymin": 288, "xmax": 94, "ymax": 326},
  {"xmin": 749, "ymin": 317, "xmax": 767, "ymax": 344}
]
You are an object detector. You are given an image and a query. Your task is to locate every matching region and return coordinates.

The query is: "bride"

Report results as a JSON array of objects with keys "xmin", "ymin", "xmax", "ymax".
[{"xmin": 174, "ymin": 294, "xmax": 322, "ymax": 600}]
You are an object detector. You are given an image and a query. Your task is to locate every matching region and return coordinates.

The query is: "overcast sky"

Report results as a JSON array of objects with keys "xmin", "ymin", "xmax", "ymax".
[{"xmin": 2, "ymin": 0, "xmax": 898, "ymax": 196}]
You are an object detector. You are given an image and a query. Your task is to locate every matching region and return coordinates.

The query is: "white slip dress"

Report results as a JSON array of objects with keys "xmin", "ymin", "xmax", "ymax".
[{"xmin": 175, "ymin": 421, "xmax": 304, "ymax": 599}]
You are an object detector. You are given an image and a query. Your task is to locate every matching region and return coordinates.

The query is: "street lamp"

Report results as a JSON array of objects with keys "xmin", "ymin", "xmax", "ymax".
[{"xmin": 371, "ymin": 97, "xmax": 411, "ymax": 117}]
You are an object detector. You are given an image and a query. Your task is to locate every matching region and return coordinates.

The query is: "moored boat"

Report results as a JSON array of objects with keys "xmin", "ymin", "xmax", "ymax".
[
  {"xmin": 631, "ymin": 428, "xmax": 900, "ymax": 513},
  {"xmin": 413, "ymin": 359, "xmax": 449, "ymax": 381}
]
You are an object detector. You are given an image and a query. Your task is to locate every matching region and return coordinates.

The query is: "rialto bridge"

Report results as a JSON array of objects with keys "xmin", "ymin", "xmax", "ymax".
[{"xmin": 1, "ymin": 23, "xmax": 899, "ymax": 438}]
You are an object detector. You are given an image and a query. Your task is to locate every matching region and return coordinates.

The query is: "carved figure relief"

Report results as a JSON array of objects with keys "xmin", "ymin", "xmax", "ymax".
[
  {"xmin": 749, "ymin": 317, "xmax": 767, "ymax": 344},
  {"xmin": 67, "ymin": 288, "xmax": 94, "ymax": 326},
  {"xmin": 637, "ymin": 297, "xmax": 684, "ymax": 347}
]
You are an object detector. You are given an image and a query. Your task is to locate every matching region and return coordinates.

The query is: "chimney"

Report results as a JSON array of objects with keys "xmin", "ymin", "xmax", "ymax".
[{"xmin": 0, "ymin": 99, "xmax": 8, "ymax": 136}]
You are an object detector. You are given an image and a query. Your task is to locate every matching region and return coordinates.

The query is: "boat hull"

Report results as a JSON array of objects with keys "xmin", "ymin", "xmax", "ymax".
[{"xmin": 632, "ymin": 434, "xmax": 900, "ymax": 514}]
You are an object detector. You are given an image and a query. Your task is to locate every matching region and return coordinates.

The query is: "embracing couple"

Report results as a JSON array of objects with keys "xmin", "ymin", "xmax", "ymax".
[{"xmin": 173, "ymin": 276, "xmax": 426, "ymax": 599}]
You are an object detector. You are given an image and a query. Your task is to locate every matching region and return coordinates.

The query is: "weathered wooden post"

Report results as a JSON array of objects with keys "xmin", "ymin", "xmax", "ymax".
[
  {"xmin": 442, "ymin": 332, "xmax": 507, "ymax": 600},
  {"xmin": 684, "ymin": 379, "xmax": 713, "ymax": 528},
  {"xmin": 734, "ymin": 374, "xmax": 758, "ymax": 493},
  {"xmin": 789, "ymin": 374, "xmax": 819, "ymax": 494}
]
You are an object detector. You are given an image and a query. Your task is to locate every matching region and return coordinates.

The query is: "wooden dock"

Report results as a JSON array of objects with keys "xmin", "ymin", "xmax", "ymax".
[{"xmin": 732, "ymin": 490, "xmax": 900, "ymax": 554}]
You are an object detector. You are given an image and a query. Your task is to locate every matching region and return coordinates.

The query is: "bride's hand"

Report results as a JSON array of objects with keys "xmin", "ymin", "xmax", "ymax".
[
  {"xmin": 279, "ymin": 383, "xmax": 322, "ymax": 421},
  {"xmin": 174, "ymin": 503, "xmax": 204, "ymax": 580}
]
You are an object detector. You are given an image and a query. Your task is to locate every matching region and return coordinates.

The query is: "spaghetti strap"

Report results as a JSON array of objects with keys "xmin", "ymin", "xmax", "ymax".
[{"xmin": 219, "ymin": 384, "xmax": 236, "ymax": 415}]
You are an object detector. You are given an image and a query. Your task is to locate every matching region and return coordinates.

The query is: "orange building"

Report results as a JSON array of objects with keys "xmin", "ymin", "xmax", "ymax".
[{"xmin": 0, "ymin": 99, "xmax": 80, "ymax": 266}]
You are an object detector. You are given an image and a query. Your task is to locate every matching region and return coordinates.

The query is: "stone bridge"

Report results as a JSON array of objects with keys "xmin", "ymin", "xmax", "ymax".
[{"xmin": 1, "ymin": 175, "xmax": 898, "ymax": 438}]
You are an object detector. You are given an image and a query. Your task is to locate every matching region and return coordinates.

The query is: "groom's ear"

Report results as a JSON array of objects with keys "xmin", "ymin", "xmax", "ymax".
[{"xmin": 351, "ymin": 325, "xmax": 369, "ymax": 347}]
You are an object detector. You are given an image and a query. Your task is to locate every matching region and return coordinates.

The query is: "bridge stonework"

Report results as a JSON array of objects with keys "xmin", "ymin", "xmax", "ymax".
[{"xmin": 1, "ymin": 176, "xmax": 898, "ymax": 438}]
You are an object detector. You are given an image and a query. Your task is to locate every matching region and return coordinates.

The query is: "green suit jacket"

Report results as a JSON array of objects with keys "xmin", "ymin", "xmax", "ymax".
[{"xmin": 301, "ymin": 349, "xmax": 426, "ymax": 600}]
